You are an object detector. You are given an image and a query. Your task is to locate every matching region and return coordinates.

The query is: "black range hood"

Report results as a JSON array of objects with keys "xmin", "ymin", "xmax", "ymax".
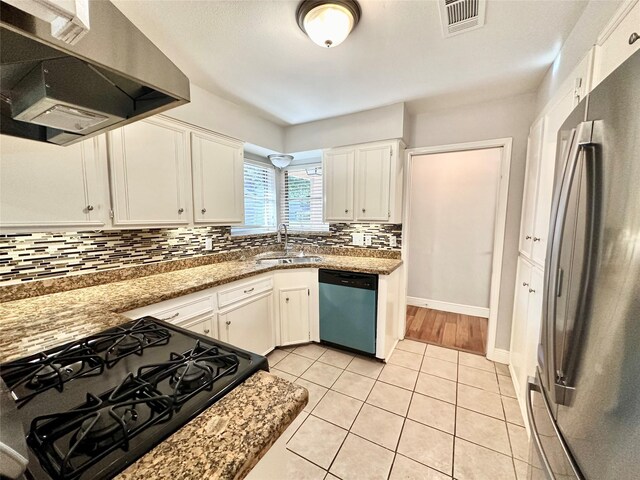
[{"xmin": 0, "ymin": 0, "xmax": 190, "ymax": 146}]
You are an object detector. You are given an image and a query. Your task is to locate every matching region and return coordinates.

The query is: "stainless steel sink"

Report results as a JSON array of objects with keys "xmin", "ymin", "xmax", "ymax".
[{"xmin": 255, "ymin": 255, "xmax": 322, "ymax": 266}]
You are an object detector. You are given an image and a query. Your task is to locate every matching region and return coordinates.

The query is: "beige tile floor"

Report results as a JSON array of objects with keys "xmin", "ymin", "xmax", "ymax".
[{"xmin": 262, "ymin": 340, "xmax": 527, "ymax": 480}]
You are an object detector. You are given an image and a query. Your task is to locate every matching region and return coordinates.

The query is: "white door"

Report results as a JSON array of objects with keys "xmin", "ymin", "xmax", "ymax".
[
  {"xmin": 109, "ymin": 117, "xmax": 190, "ymax": 226},
  {"xmin": 279, "ymin": 288, "xmax": 310, "ymax": 345},
  {"xmin": 356, "ymin": 144, "xmax": 391, "ymax": 221},
  {"xmin": 509, "ymin": 256, "xmax": 533, "ymax": 397},
  {"xmin": 519, "ymin": 117, "xmax": 545, "ymax": 259},
  {"xmin": 323, "ymin": 149, "xmax": 354, "ymax": 221},
  {"xmin": 191, "ymin": 131, "xmax": 244, "ymax": 224},
  {"xmin": 0, "ymin": 134, "xmax": 106, "ymax": 229},
  {"xmin": 219, "ymin": 293, "xmax": 274, "ymax": 355}
]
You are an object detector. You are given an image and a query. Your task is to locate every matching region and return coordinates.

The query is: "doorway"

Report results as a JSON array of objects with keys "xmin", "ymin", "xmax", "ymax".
[{"xmin": 402, "ymin": 140, "xmax": 512, "ymax": 358}]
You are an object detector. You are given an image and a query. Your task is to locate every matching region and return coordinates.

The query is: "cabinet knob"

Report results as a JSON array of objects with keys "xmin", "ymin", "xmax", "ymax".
[
  {"xmin": 630, "ymin": 32, "xmax": 639, "ymax": 45},
  {"xmin": 286, "ymin": 297, "xmax": 289, "ymax": 303},
  {"xmin": 86, "ymin": 205, "xmax": 94, "ymax": 212},
  {"xmin": 204, "ymin": 329, "xmax": 210, "ymax": 334},
  {"xmin": 225, "ymin": 320, "xmax": 231, "ymax": 326},
  {"xmin": 533, "ymin": 237, "xmax": 541, "ymax": 242},
  {"xmin": 201, "ymin": 208, "xmax": 207, "ymax": 214},
  {"xmin": 178, "ymin": 208, "xmax": 184, "ymax": 214},
  {"xmin": 529, "ymin": 288, "xmax": 536, "ymax": 294},
  {"xmin": 362, "ymin": 208, "xmax": 366, "ymax": 213},
  {"xmin": 525, "ymin": 235, "xmax": 532, "ymax": 240},
  {"xmin": 345, "ymin": 209, "xmax": 349, "ymax": 214},
  {"xmin": 522, "ymin": 282, "xmax": 529, "ymax": 287}
]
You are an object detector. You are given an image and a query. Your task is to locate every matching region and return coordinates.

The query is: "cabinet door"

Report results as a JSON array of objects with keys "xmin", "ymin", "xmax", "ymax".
[
  {"xmin": 109, "ymin": 117, "xmax": 190, "ymax": 226},
  {"xmin": 323, "ymin": 149, "xmax": 354, "ymax": 221},
  {"xmin": 593, "ymin": 1, "xmax": 640, "ymax": 87},
  {"xmin": 279, "ymin": 288, "xmax": 310, "ymax": 345},
  {"xmin": 356, "ymin": 144, "xmax": 392, "ymax": 221},
  {"xmin": 519, "ymin": 118, "xmax": 545, "ymax": 258},
  {"xmin": 191, "ymin": 132, "xmax": 244, "ymax": 224},
  {"xmin": 0, "ymin": 134, "xmax": 106, "ymax": 229},
  {"xmin": 219, "ymin": 293, "xmax": 274, "ymax": 355},
  {"xmin": 509, "ymin": 256, "xmax": 533, "ymax": 397},
  {"xmin": 178, "ymin": 315, "xmax": 217, "ymax": 340},
  {"xmin": 525, "ymin": 267, "xmax": 544, "ymax": 379}
]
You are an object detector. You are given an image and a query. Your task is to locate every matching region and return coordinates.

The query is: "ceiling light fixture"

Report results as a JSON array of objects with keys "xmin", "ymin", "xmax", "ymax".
[
  {"xmin": 268, "ymin": 154, "xmax": 294, "ymax": 169},
  {"xmin": 296, "ymin": 0, "xmax": 361, "ymax": 48}
]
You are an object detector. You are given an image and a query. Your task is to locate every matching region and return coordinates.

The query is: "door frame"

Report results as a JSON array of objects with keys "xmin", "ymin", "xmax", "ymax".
[{"xmin": 400, "ymin": 137, "xmax": 513, "ymax": 362}]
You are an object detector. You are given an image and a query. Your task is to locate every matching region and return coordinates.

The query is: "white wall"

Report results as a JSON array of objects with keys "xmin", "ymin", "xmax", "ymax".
[
  {"xmin": 166, "ymin": 83, "xmax": 285, "ymax": 152},
  {"xmin": 407, "ymin": 148, "xmax": 503, "ymax": 311},
  {"xmin": 408, "ymin": 93, "xmax": 536, "ymax": 350},
  {"xmin": 535, "ymin": 0, "xmax": 623, "ymax": 116},
  {"xmin": 284, "ymin": 103, "xmax": 406, "ymax": 152}
]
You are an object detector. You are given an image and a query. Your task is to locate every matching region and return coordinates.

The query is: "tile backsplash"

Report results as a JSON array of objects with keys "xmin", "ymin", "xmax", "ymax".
[{"xmin": 0, "ymin": 224, "xmax": 401, "ymax": 284}]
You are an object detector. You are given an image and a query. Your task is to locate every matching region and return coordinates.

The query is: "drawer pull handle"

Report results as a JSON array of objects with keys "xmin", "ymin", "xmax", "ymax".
[
  {"xmin": 160, "ymin": 312, "xmax": 179, "ymax": 321},
  {"xmin": 204, "ymin": 329, "xmax": 210, "ymax": 334},
  {"xmin": 630, "ymin": 32, "xmax": 639, "ymax": 45},
  {"xmin": 244, "ymin": 287, "xmax": 255, "ymax": 294}
]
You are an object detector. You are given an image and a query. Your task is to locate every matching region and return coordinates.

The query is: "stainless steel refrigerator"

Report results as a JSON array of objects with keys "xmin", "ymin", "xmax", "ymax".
[{"xmin": 527, "ymin": 49, "xmax": 640, "ymax": 480}]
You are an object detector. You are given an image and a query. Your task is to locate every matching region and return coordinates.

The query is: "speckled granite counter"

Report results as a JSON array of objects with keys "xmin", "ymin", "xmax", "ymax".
[
  {"xmin": 0, "ymin": 254, "xmax": 402, "ymax": 363},
  {"xmin": 116, "ymin": 370, "xmax": 308, "ymax": 480}
]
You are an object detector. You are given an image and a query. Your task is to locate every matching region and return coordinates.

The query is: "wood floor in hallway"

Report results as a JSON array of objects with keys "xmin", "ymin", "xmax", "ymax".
[{"xmin": 405, "ymin": 306, "xmax": 488, "ymax": 355}]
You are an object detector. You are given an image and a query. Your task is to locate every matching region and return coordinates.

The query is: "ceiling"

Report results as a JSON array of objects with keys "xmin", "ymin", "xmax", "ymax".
[{"xmin": 112, "ymin": 0, "xmax": 589, "ymax": 126}]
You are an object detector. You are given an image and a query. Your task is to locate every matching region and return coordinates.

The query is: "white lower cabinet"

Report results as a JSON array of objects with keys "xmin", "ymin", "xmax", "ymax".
[
  {"xmin": 218, "ymin": 292, "xmax": 274, "ymax": 356},
  {"xmin": 175, "ymin": 313, "xmax": 217, "ymax": 339},
  {"xmin": 278, "ymin": 288, "xmax": 310, "ymax": 346},
  {"xmin": 509, "ymin": 256, "xmax": 544, "ymax": 421}
]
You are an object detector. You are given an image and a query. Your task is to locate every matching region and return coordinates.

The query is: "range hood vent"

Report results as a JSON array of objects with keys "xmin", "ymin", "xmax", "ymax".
[
  {"xmin": 439, "ymin": 0, "xmax": 486, "ymax": 37},
  {"xmin": 1, "ymin": 0, "xmax": 190, "ymax": 146}
]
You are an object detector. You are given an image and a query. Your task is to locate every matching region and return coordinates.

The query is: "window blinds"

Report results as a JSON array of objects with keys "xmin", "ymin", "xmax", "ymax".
[
  {"xmin": 240, "ymin": 161, "xmax": 277, "ymax": 232},
  {"xmin": 280, "ymin": 166, "xmax": 329, "ymax": 232}
]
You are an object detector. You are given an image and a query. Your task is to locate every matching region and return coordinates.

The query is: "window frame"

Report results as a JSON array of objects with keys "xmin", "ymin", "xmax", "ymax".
[
  {"xmin": 279, "ymin": 163, "xmax": 329, "ymax": 233},
  {"xmin": 231, "ymin": 158, "xmax": 278, "ymax": 235}
]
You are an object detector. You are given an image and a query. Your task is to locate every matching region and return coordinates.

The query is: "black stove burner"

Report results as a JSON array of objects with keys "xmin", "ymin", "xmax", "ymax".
[
  {"xmin": 138, "ymin": 341, "xmax": 239, "ymax": 405},
  {"xmin": 88, "ymin": 318, "xmax": 171, "ymax": 367},
  {"xmin": 28, "ymin": 374, "xmax": 173, "ymax": 480},
  {"xmin": 0, "ymin": 344, "xmax": 104, "ymax": 407}
]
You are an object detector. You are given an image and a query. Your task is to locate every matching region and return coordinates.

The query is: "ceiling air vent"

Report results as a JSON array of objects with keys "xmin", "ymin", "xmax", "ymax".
[{"xmin": 439, "ymin": 0, "xmax": 486, "ymax": 38}]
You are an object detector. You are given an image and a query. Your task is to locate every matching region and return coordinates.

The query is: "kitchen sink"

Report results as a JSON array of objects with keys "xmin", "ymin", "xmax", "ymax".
[{"xmin": 255, "ymin": 254, "xmax": 323, "ymax": 266}]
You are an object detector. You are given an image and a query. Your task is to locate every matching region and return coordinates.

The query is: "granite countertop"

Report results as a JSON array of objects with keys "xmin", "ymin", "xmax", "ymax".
[
  {"xmin": 117, "ymin": 370, "xmax": 308, "ymax": 480},
  {"xmin": 0, "ymin": 254, "xmax": 402, "ymax": 363}
]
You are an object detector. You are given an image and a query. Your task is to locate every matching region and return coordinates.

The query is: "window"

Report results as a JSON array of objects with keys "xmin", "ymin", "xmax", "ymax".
[
  {"xmin": 233, "ymin": 160, "xmax": 277, "ymax": 234},
  {"xmin": 280, "ymin": 165, "xmax": 329, "ymax": 232}
]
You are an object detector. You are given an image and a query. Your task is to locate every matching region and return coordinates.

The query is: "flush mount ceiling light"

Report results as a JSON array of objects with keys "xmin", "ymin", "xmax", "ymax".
[
  {"xmin": 296, "ymin": 0, "xmax": 361, "ymax": 48},
  {"xmin": 268, "ymin": 154, "xmax": 294, "ymax": 169}
]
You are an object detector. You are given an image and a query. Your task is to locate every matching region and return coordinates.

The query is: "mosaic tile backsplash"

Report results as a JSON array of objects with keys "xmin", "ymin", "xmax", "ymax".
[{"xmin": 0, "ymin": 224, "xmax": 401, "ymax": 284}]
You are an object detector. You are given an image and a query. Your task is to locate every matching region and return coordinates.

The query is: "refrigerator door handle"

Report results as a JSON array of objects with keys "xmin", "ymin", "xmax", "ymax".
[
  {"xmin": 526, "ymin": 376, "xmax": 556, "ymax": 480},
  {"xmin": 546, "ymin": 121, "xmax": 594, "ymax": 406}
]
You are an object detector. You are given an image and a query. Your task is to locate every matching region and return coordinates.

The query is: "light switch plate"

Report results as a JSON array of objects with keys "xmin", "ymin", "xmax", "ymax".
[
  {"xmin": 389, "ymin": 235, "xmax": 397, "ymax": 247},
  {"xmin": 351, "ymin": 233, "xmax": 364, "ymax": 246},
  {"xmin": 364, "ymin": 234, "xmax": 372, "ymax": 246}
]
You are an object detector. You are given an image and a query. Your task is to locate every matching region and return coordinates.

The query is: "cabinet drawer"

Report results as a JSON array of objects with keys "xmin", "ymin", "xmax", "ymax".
[
  {"xmin": 218, "ymin": 277, "xmax": 273, "ymax": 308},
  {"xmin": 153, "ymin": 296, "xmax": 214, "ymax": 323}
]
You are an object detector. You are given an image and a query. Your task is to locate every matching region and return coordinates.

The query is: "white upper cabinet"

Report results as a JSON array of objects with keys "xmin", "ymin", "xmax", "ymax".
[
  {"xmin": 191, "ymin": 131, "xmax": 244, "ymax": 224},
  {"xmin": 0, "ymin": 134, "xmax": 108, "ymax": 230},
  {"xmin": 519, "ymin": 117, "xmax": 545, "ymax": 259},
  {"xmin": 592, "ymin": 0, "xmax": 640, "ymax": 88},
  {"xmin": 323, "ymin": 139, "xmax": 403, "ymax": 224},
  {"xmin": 108, "ymin": 117, "xmax": 191, "ymax": 227},
  {"xmin": 323, "ymin": 148, "xmax": 355, "ymax": 222},
  {"xmin": 356, "ymin": 143, "xmax": 392, "ymax": 221}
]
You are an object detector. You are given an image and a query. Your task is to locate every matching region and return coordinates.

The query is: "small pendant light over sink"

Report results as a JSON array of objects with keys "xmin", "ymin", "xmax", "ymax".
[
  {"xmin": 268, "ymin": 154, "xmax": 294, "ymax": 169},
  {"xmin": 296, "ymin": 0, "xmax": 361, "ymax": 48}
]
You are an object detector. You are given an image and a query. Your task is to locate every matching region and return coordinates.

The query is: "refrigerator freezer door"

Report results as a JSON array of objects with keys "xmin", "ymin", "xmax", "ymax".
[{"xmin": 553, "ymin": 51, "xmax": 640, "ymax": 479}]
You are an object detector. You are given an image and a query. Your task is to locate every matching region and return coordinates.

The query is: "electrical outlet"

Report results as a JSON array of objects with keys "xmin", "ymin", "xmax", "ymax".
[
  {"xmin": 205, "ymin": 238, "xmax": 213, "ymax": 250},
  {"xmin": 389, "ymin": 235, "xmax": 397, "ymax": 247},
  {"xmin": 364, "ymin": 234, "xmax": 372, "ymax": 246},
  {"xmin": 351, "ymin": 233, "xmax": 364, "ymax": 246}
]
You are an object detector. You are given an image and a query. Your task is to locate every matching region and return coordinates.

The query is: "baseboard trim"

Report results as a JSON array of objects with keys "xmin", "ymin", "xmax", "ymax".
[
  {"xmin": 407, "ymin": 296, "xmax": 490, "ymax": 318},
  {"xmin": 487, "ymin": 347, "xmax": 510, "ymax": 364}
]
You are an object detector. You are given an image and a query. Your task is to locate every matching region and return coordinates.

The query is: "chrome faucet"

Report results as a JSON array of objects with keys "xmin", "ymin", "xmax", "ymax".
[{"xmin": 277, "ymin": 223, "xmax": 291, "ymax": 254}]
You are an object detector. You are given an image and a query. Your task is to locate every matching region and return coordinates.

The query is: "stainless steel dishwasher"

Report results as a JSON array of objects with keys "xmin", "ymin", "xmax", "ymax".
[{"xmin": 318, "ymin": 269, "xmax": 378, "ymax": 355}]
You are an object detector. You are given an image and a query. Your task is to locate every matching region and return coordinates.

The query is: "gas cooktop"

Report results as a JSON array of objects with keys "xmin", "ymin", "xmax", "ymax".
[{"xmin": 0, "ymin": 317, "xmax": 268, "ymax": 480}]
